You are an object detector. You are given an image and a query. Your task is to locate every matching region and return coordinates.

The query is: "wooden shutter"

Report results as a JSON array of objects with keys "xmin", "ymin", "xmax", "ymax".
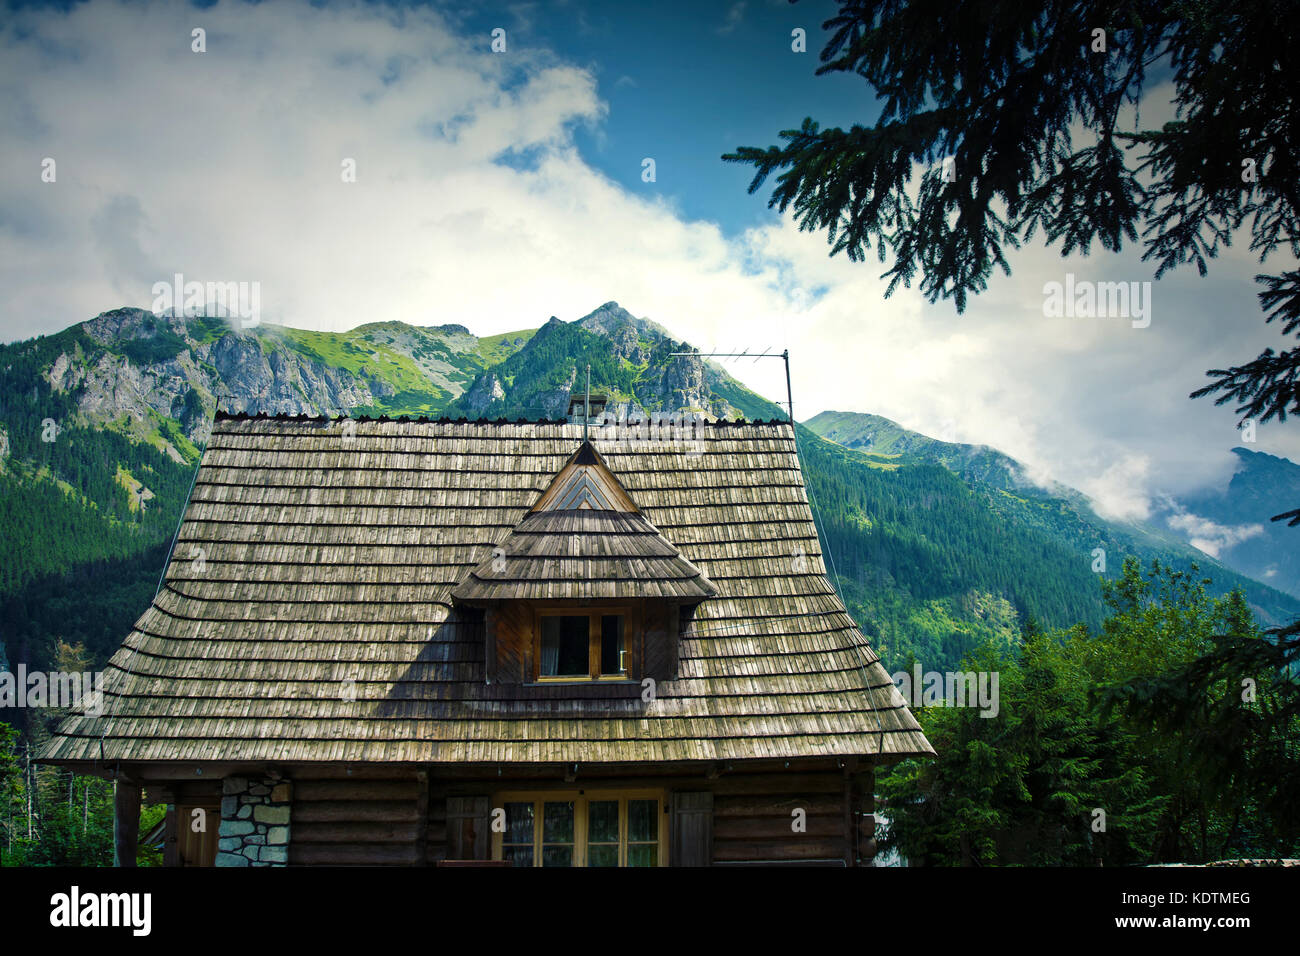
[
  {"xmin": 488, "ymin": 604, "xmax": 530, "ymax": 684},
  {"xmin": 670, "ymin": 791, "xmax": 713, "ymax": 867},
  {"xmin": 643, "ymin": 602, "xmax": 680, "ymax": 682},
  {"xmin": 446, "ymin": 796, "xmax": 492, "ymax": 860}
]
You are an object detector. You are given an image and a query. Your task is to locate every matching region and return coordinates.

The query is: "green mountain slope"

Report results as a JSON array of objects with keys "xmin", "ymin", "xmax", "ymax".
[
  {"xmin": 805, "ymin": 410, "xmax": 1299, "ymax": 637},
  {"xmin": 1, "ymin": 301, "xmax": 1296, "ymax": 704},
  {"xmin": 0, "ymin": 308, "xmax": 531, "ymax": 704}
]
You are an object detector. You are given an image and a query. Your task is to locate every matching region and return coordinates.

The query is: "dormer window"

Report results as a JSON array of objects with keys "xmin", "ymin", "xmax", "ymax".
[
  {"xmin": 538, "ymin": 609, "xmax": 628, "ymax": 681},
  {"xmin": 450, "ymin": 440, "xmax": 715, "ymax": 687}
]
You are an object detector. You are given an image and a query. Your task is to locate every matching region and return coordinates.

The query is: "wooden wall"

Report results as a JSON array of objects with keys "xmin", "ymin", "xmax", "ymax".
[
  {"xmin": 288, "ymin": 772, "xmax": 428, "ymax": 866},
  {"xmin": 711, "ymin": 768, "xmax": 874, "ymax": 865},
  {"xmin": 424, "ymin": 766, "xmax": 876, "ymax": 867},
  {"xmin": 277, "ymin": 765, "xmax": 876, "ymax": 866},
  {"xmin": 486, "ymin": 603, "xmax": 530, "ymax": 684},
  {"xmin": 641, "ymin": 602, "xmax": 677, "ymax": 682}
]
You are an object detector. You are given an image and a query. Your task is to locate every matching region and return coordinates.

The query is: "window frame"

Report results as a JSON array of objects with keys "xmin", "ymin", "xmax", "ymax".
[
  {"xmin": 532, "ymin": 604, "xmax": 637, "ymax": 683},
  {"xmin": 490, "ymin": 789, "xmax": 667, "ymax": 867}
]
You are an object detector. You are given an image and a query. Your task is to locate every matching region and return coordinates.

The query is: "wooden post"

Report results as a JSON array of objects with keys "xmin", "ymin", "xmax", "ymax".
[
  {"xmin": 25, "ymin": 744, "xmax": 32, "ymax": 840},
  {"xmin": 842, "ymin": 769, "xmax": 855, "ymax": 867},
  {"xmin": 415, "ymin": 771, "xmax": 430, "ymax": 867},
  {"xmin": 113, "ymin": 777, "xmax": 141, "ymax": 868},
  {"xmin": 858, "ymin": 764, "xmax": 877, "ymax": 865},
  {"xmin": 163, "ymin": 804, "xmax": 180, "ymax": 868}
]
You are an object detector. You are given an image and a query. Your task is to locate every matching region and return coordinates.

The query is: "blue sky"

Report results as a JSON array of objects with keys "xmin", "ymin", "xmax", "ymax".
[
  {"xmin": 1, "ymin": 0, "xmax": 1296, "ymax": 545},
  {"xmin": 449, "ymin": 0, "xmax": 873, "ymax": 235}
]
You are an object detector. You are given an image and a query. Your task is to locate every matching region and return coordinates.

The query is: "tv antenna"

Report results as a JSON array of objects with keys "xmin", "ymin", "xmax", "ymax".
[
  {"xmin": 583, "ymin": 363, "xmax": 591, "ymax": 442},
  {"xmin": 669, "ymin": 348, "xmax": 793, "ymax": 423}
]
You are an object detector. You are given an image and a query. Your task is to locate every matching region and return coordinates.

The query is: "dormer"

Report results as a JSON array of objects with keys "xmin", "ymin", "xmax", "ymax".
[{"xmin": 451, "ymin": 441, "xmax": 714, "ymax": 685}]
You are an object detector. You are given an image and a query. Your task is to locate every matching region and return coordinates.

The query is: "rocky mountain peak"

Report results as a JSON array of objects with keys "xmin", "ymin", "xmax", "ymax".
[
  {"xmin": 576, "ymin": 301, "xmax": 645, "ymax": 335},
  {"xmin": 81, "ymin": 307, "xmax": 188, "ymax": 346}
]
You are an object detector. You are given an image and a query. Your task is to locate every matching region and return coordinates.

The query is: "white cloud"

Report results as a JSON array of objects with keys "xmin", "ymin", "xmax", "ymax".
[
  {"xmin": 1161, "ymin": 501, "xmax": 1266, "ymax": 558},
  {"xmin": 1, "ymin": 0, "xmax": 1297, "ymax": 525}
]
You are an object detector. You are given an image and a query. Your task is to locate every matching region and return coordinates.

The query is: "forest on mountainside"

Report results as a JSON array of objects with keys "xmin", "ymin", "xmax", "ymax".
[
  {"xmin": 1, "ymin": 303, "xmax": 1297, "ymax": 865},
  {"xmin": 879, "ymin": 559, "xmax": 1300, "ymax": 865}
]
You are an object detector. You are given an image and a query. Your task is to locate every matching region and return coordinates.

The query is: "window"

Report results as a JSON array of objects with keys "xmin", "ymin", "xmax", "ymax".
[
  {"xmin": 536, "ymin": 609, "xmax": 627, "ymax": 681},
  {"xmin": 493, "ymin": 791, "xmax": 665, "ymax": 867}
]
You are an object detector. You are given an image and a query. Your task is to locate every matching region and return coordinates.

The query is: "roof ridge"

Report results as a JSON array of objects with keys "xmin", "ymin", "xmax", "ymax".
[{"xmin": 212, "ymin": 410, "xmax": 796, "ymax": 427}]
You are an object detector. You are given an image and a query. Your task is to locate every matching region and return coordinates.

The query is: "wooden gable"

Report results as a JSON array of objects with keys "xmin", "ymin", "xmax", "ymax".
[{"xmin": 529, "ymin": 441, "xmax": 639, "ymax": 513}]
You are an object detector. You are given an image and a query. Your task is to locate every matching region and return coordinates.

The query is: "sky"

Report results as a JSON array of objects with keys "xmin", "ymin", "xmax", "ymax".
[{"xmin": 1, "ymin": 0, "xmax": 1297, "ymax": 532}]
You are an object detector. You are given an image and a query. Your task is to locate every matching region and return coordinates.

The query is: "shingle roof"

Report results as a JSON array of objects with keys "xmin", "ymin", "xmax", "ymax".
[
  {"xmin": 450, "ymin": 440, "xmax": 716, "ymax": 603},
  {"xmin": 449, "ymin": 509, "xmax": 717, "ymax": 603},
  {"xmin": 42, "ymin": 415, "xmax": 933, "ymax": 765}
]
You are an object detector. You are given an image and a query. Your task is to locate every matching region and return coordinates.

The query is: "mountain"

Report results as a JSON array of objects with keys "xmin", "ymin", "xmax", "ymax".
[
  {"xmin": 2, "ymin": 302, "xmax": 1297, "ymax": 709},
  {"xmin": 446, "ymin": 302, "xmax": 746, "ymax": 421},
  {"xmin": 805, "ymin": 409, "xmax": 1087, "ymax": 502},
  {"xmin": 807, "ymin": 410, "xmax": 1300, "ymax": 606},
  {"xmin": 1169, "ymin": 447, "xmax": 1300, "ymax": 598}
]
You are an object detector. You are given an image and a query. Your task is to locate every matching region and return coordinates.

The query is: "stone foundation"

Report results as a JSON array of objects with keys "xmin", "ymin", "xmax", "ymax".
[{"xmin": 215, "ymin": 774, "xmax": 292, "ymax": 867}]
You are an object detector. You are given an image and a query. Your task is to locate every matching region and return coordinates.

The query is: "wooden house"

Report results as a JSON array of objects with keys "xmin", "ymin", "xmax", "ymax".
[{"xmin": 41, "ymin": 412, "xmax": 933, "ymax": 867}]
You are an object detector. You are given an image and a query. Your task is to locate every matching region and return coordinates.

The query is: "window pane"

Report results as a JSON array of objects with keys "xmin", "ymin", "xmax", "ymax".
[
  {"xmin": 627, "ymin": 844, "xmax": 657, "ymax": 867},
  {"xmin": 504, "ymin": 802, "xmax": 534, "ymax": 844},
  {"xmin": 628, "ymin": 799, "xmax": 657, "ymax": 842},
  {"xmin": 541, "ymin": 616, "xmax": 589, "ymax": 677},
  {"xmin": 600, "ymin": 615, "xmax": 625, "ymax": 675},
  {"xmin": 503, "ymin": 845, "xmax": 534, "ymax": 868},
  {"xmin": 543, "ymin": 801, "xmax": 574, "ymax": 843},
  {"xmin": 588, "ymin": 800, "xmax": 619, "ymax": 843},
  {"xmin": 588, "ymin": 844, "xmax": 619, "ymax": 867},
  {"xmin": 542, "ymin": 846, "xmax": 574, "ymax": 867}
]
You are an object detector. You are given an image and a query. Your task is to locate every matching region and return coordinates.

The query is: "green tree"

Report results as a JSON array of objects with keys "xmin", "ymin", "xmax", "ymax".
[
  {"xmin": 1109, "ymin": 599, "xmax": 1300, "ymax": 852},
  {"xmin": 724, "ymin": 0, "xmax": 1300, "ymax": 521},
  {"xmin": 880, "ymin": 559, "xmax": 1291, "ymax": 864},
  {"xmin": 0, "ymin": 723, "xmax": 21, "ymax": 863}
]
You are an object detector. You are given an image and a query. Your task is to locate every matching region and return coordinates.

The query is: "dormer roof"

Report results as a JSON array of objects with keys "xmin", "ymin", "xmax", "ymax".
[{"xmin": 451, "ymin": 441, "xmax": 715, "ymax": 603}]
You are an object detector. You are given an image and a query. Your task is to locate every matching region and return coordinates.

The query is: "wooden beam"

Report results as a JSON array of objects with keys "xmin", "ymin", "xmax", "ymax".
[
  {"xmin": 842, "ymin": 769, "xmax": 854, "ymax": 868},
  {"xmin": 163, "ymin": 804, "xmax": 180, "ymax": 868},
  {"xmin": 42, "ymin": 756, "xmax": 864, "ymax": 782},
  {"xmin": 113, "ymin": 778, "xmax": 141, "ymax": 868},
  {"xmin": 415, "ymin": 771, "xmax": 430, "ymax": 868},
  {"xmin": 293, "ymin": 779, "xmax": 419, "ymax": 801}
]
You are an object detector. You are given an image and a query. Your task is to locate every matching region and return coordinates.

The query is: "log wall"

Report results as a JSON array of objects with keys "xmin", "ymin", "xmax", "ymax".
[
  {"xmin": 288, "ymin": 773, "xmax": 427, "ymax": 866},
  {"xmin": 424, "ymin": 766, "xmax": 877, "ymax": 867},
  {"xmin": 277, "ymin": 765, "xmax": 876, "ymax": 867}
]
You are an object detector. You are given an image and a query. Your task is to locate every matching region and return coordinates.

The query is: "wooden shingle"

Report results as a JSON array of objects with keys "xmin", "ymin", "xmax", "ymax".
[{"xmin": 42, "ymin": 416, "xmax": 934, "ymax": 765}]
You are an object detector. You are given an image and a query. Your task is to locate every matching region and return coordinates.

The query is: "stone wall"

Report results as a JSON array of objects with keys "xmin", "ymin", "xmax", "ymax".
[{"xmin": 215, "ymin": 774, "xmax": 291, "ymax": 867}]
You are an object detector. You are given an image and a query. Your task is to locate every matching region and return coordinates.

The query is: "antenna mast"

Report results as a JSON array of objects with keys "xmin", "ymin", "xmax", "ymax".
[
  {"xmin": 669, "ymin": 348, "xmax": 794, "ymax": 424},
  {"xmin": 583, "ymin": 364, "xmax": 591, "ymax": 442}
]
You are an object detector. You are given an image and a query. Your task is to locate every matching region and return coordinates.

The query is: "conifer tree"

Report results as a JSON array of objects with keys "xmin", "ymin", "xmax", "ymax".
[{"xmin": 724, "ymin": 0, "xmax": 1300, "ymax": 521}]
